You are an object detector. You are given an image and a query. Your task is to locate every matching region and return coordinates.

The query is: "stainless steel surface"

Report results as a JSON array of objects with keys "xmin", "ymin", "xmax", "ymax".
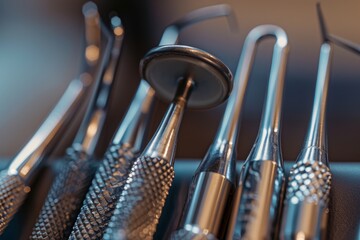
[
  {"xmin": 0, "ymin": 76, "xmax": 89, "ymax": 235},
  {"xmin": 8, "ymin": 77, "xmax": 90, "ymax": 182},
  {"xmin": 0, "ymin": 159, "xmax": 357, "ymax": 239},
  {"xmin": 141, "ymin": 45, "xmax": 233, "ymax": 109},
  {"xmin": 73, "ymin": 11, "xmax": 120, "ymax": 155},
  {"xmin": 104, "ymin": 155, "xmax": 175, "ymax": 240},
  {"xmin": 103, "ymin": 26, "xmax": 232, "ymax": 239},
  {"xmin": 0, "ymin": 173, "xmax": 28, "ymax": 235},
  {"xmin": 158, "ymin": 4, "xmax": 236, "ymax": 46},
  {"xmin": 280, "ymin": 5, "xmax": 360, "ymax": 239},
  {"xmin": 141, "ymin": 45, "xmax": 232, "ymax": 162},
  {"xmin": 142, "ymin": 77, "xmax": 194, "ymax": 163},
  {"xmin": 112, "ymin": 81, "xmax": 155, "ymax": 151},
  {"xmin": 82, "ymin": 1, "xmax": 101, "ymax": 67},
  {"xmin": 30, "ymin": 8, "xmax": 124, "ymax": 239},
  {"xmin": 70, "ymin": 5, "xmax": 235, "ymax": 239},
  {"xmin": 173, "ymin": 172, "xmax": 233, "ymax": 239},
  {"xmin": 226, "ymin": 25, "xmax": 289, "ymax": 240},
  {"xmin": 170, "ymin": 7, "xmax": 243, "ymax": 236}
]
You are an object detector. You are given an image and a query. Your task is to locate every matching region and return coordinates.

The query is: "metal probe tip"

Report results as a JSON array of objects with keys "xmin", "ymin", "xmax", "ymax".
[{"xmin": 316, "ymin": 2, "xmax": 330, "ymax": 42}]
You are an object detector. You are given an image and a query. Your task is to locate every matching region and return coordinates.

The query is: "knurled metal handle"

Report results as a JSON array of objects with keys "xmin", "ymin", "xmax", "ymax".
[
  {"xmin": 0, "ymin": 171, "xmax": 29, "ymax": 235},
  {"xmin": 280, "ymin": 160, "xmax": 332, "ymax": 239},
  {"xmin": 103, "ymin": 156, "xmax": 174, "ymax": 240},
  {"xmin": 285, "ymin": 160, "xmax": 331, "ymax": 204},
  {"xmin": 30, "ymin": 147, "xmax": 96, "ymax": 240},
  {"xmin": 69, "ymin": 143, "xmax": 137, "ymax": 240},
  {"xmin": 171, "ymin": 229, "xmax": 218, "ymax": 240}
]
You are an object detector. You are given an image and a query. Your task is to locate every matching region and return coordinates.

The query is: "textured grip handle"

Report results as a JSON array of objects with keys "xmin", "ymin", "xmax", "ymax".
[
  {"xmin": 30, "ymin": 147, "xmax": 95, "ymax": 240},
  {"xmin": 280, "ymin": 160, "xmax": 332, "ymax": 239},
  {"xmin": 103, "ymin": 156, "xmax": 174, "ymax": 240},
  {"xmin": 69, "ymin": 143, "xmax": 137, "ymax": 240},
  {"xmin": 0, "ymin": 171, "xmax": 28, "ymax": 235},
  {"xmin": 285, "ymin": 160, "xmax": 331, "ymax": 203},
  {"xmin": 233, "ymin": 160, "xmax": 284, "ymax": 240},
  {"xmin": 171, "ymin": 229, "xmax": 217, "ymax": 240}
]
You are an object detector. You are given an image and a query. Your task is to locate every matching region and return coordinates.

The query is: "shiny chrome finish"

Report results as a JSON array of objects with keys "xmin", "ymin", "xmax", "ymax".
[
  {"xmin": 73, "ymin": 15, "xmax": 124, "ymax": 155},
  {"xmin": 226, "ymin": 25, "xmax": 289, "ymax": 240},
  {"xmin": 30, "ymin": 11, "xmax": 124, "ymax": 240},
  {"xmin": 141, "ymin": 45, "xmax": 232, "ymax": 163},
  {"xmin": 102, "ymin": 44, "xmax": 232, "ymax": 240},
  {"xmin": 114, "ymin": 3, "xmax": 236, "ymax": 148},
  {"xmin": 0, "ymin": 76, "xmax": 90, "ymax": 235},
  {"xmin": 8, "ymin": 77, "xmax": 90, "ymax": 182},
  {"xmin": 83, "ymin": 1, "xmax": 101, "ymax": 66},
  {"xmin": 159, "ymin": 4, "xmax": 237, "ymax": 46},
  {"xmin": 142, "ymin": 77, "xmax": 194, "ymax": 163},
  {"xmin": 279, "ymin": 4, "xmax": 360, "ymax": 239},
  {"xmin": 171, "ymin": 11, "xmax": 247, "ymax": 238},
  {"xmin": 71, "ymin": 5, "xmax": 237, "ymax": 240},
  {"xmin": 174, "ymin": 172, "xmax": 233, "ymax": 239},
  {"xmin": 112, "ymin": 80, "xmax": 155, "ymax": 151}
]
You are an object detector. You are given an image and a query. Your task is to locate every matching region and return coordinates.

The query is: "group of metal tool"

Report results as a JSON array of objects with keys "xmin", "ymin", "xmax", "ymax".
[{"xmin": 0, "ymin": 1, "xmax": 358, "ymax": 240}]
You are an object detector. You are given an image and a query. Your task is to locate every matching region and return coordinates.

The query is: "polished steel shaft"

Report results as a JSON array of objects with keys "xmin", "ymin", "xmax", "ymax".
[
  {"xmin": 279, "ymin": 4, "xmax": 360, "ymax": 239},
  {"xmin": 0, "ymin": 76, "xmax": 89, "ymax": 235},
  {"xmin": 30, "ymin": 6, "xmax": 124, "ymax": 239},
  {"xmin": 103, "ymin": 42, "xmax": 232, "ymax": 239},
  {"xmin": 68, "ymin": 5, "xmax": 235, "ymax": 240},
  {"xmin": 227, "ymin": 25, "xmax": 289, "ymax": 240},
  {"xmin": 170, "ymin": 10, "xmax": 246, "ymax": 238}
]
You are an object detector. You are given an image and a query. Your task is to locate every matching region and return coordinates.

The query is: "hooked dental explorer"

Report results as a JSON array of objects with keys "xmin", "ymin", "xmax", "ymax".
[{"xmin": 280, "ymin": 3, "xmax": 360, "ymax": 239}]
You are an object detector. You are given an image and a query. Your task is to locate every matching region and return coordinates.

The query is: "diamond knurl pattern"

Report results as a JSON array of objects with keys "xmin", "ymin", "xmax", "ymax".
[
  {"xmin": 103, "ymin": 156, "xmax": 174, "ymax": 240},
  {"xmin": 0, "ymin": 171, "xmax": 28, "ymax": 234},
  {"xmin": 286, "ymin": 160, "xmax": 332, "ymax": 203},
  {"xmin": 69, "ymin": 144, "xmax": 136, "ymax": 240},
  {"xmin": 30, "ymin": 147, "xmax": 95, "ymax": 239}
]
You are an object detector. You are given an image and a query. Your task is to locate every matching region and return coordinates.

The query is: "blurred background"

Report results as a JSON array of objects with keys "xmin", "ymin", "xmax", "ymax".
[{"xmin": 1, "ymin": 0, "xmax": 360, "ymax": 162}]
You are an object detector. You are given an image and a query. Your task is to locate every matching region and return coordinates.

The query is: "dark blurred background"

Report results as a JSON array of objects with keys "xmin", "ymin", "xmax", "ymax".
[{"xmin": 1, "ymin": 0, "xmax": 360, "ymax": 162}]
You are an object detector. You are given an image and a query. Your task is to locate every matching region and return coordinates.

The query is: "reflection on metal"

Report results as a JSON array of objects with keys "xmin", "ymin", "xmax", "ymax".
[
  {"xmin": 140, "ymin": 45, "xmax": 232, "ymax": 162},
  {"xmin": 159, "ymin": 4, "xmax": 237, "ymax": 46},
  {"xmin": 83, "ymin": 1, "xmax": 101, "ymax": 65},
  {"xmin": 103, "ymin": 40, "xmax": 233, "ymax": 239},
  {"xmin": 69, "ymin": 5, "xmax": 237, "ymax": 239},
  {"xmin": 0, "ymin": 76, "xmax": 90, "ymax": 235},
  {"xmin": 226, "ymin": 25, "xmax": 289, "ymax": 240},
  {"xmin": 74, "ymin": 15, "xmax": 124, "ymax": 155},
  {"xmin": 280, "ymin": 3, "xmax": 360, "ymax": 239},
  {"xmin": 142, "ymin": 76, "xmax": 194, "ymax": 163},
  {"xmin": 8, "ymin": 77, "xmax": 90, "ymax": 181},
  {"xmin": 29, "ymin": 6, "xmax": 125, "ymax": 239}
]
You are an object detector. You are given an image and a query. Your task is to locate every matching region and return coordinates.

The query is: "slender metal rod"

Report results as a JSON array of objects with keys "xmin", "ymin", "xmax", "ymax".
[
  {"xmin": 248, "ymin": 30, "xmax": 288, "ymax": 163},
  {"xmin": 73, "ymin": 15, "xmax": 124, "ymax": 155},
  {"xmin": 69, "ymin": 6, "xmax": 236, "ymax": 239},
  {"xmin": 0, "ymin": 76, "xmax": 90, "ymax": 235},
  {"xmin": 113, "ymin": 3, "xmax": 236, "ymax": 149},
  {"xmin": 8, "ymin": 77, "xmax": 91, "ymax": 182},
  {"xmin": 299, "ymin": 43, "xmax": 332, "ymax": 165},
  {"xmin": 142, "ymin": 77, "xmax": 194, "ymax": 163},
  {"xmin": 30, "ymin": 12, "xmax": 125, "ymax": 240},
  {"xmin": 83, "ymin": 1, "xmax": 101, "ymax": 66},
  {"xmin": 280, "ymin": 4, "xmax": 347, "ymax": 239},
  {"xmin": 159, "ymin": 4, "xmax": 236, "ymax": 46}
]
